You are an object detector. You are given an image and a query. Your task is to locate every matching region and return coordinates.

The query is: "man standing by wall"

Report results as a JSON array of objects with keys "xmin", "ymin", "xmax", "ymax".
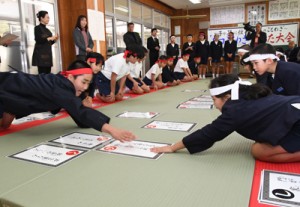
[
  {"xmin": 123, "ymin": 22, "xmax": 142, "ymax": 47},
  {"xmin": 147, "ymin": 28, "xmax": 160, "ymax": 67}
]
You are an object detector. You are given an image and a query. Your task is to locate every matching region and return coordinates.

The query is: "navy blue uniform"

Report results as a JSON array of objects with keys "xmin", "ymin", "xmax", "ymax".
[
  {"xmin": 210, "ymin": 41, "xmax": 223, "ymax": 63},
  {"xmin": 224, "ymin": 40, "xmax": 237, "ymax": 61},
  {"xmin": 0, "ymin": 72, "xmax": 110, "ymax": 130},
  {"xmin": 183, "ymin": 94, "xmax": 300, "ymax": 153},
  {"xmin": 162, "ymin": 65, "xmax": 178, "ymax": 83},
  {"xmin": 182, "ymin": 42, "xmax": 196, "ymax": 62},
  {"xmin": 272, "ymin": 61, "xmax": 300, "ymax": 95},
  {"xmin": 245, "ymin": 31, "xmax": 267, "ymax": 48},
  {"xmin": 188, "ymin": 60, "xmax": 199, "ymax": 75},
  {"xmin": 195, "ymin": 40, "xmax": 210, "ymax": 64},
  {"xmin": 166, "ymin": 43, "xmax": 179, "ymax": 65}
]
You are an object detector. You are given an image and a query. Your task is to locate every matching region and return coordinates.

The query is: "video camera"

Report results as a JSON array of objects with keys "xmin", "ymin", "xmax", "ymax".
[{"xmin": 243, "ymin": 22, "xmax": 255, "ymax": 33}]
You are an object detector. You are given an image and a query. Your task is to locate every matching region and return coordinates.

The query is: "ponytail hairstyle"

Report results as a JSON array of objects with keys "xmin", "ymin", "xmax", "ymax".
[
  {"xmin": 36, "ymin": 11, "xmax": 48, "ymax": 21},
  {"xmin": 210, "ymin": 74, "xmax": 272, "ymax": 100},
  {"xmin": 86, "ymin": 52, "xmax": 105, "ymax": 66}
]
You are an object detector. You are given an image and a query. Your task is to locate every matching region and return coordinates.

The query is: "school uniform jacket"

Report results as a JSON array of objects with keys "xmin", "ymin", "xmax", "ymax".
[
  {"xmin": 272, "ymin": 61, "xmax": 300, "ymax": 95},
  {"xmin": 182, "ymin": 42, "xmax": 196, "ymax": 60},
  {"xmin": 0, "ymin": 72, "xmax": 110, "ymax": 130},
  {"xmin": 195, "ymin": 40, "xmax": 210, "ymax": 61},
  {"xmin": 210, "ymin": 41, "xmax": 223, "ymax": 60},
  {"xmin": 32, "ymin": 24, "xmax": 55, "ymax": 67},
  {"xmin": 162, "ymin": 65, "xmax": 176, "ymax": 83},
  {"xmin": 166, "ymin": 43, "xmax": 179, "ymax": 59},
  {"xmin": 182, "ymin": 94, "xmax": 300, "ymax": 154},
  {"xmin": 224, "ymin": 40, "xmax": 237, "ymax": 59}
]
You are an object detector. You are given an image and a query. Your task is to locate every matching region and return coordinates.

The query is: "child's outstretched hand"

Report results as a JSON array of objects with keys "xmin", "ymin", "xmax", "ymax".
[
  {"xmin": 102, "ymin": 124, "xmax": 136, "ymax": 142},
  {"xmin": 150, "ymin": 145, "xmax": 174, "ymax": 153}
]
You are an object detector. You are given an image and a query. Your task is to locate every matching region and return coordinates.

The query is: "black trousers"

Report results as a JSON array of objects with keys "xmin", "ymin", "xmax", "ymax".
[{"xmin": 38, "ymin": 66, "xmax": 51, "ymax": 74}]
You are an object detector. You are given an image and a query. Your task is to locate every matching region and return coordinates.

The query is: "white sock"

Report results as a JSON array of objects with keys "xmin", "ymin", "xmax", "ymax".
[
  {"xmin": 216, "ymin": 74, "xmax": 219, "ymax": 77},
  {"xmin": 203, "ymin": 75, "xmax": 206, "ymax": 79},
  {"xmin": 212, "ymin": 74, "xmax": 215, "ymax": 78}
]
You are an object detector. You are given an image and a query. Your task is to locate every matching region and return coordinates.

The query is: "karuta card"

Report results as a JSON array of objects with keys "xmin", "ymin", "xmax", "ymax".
[
  {"xmin": 116, "ymin": 111, "xmax": 159, "ymax": 119},
  {"xmin": 142, "ymin": 120, "xmax": 196, "ymax": 132},
  {"xmin": 50, "ymin": 132, "xmax": 112, "ymax": 149},
  {"xmin": 97, "ymin": 140, "xmax": 170, "ymax": 159},
  {"xmin": 9, "ymin": 144, "xmax": 86, "ymax": 167},
  {"xmin": 12, "ymin": 112, "xmax": 60, "ymax": 125},
  {"xmin": 177, "ymin": 104, "xmax": 213, "ymax": 109},
  {"xmin": 259, "ymin": 170, "xmax": 300, "ymax": 207},
  {"xmin": 182, "ymin": 89, "xmax": 207, "ymax": 92}
]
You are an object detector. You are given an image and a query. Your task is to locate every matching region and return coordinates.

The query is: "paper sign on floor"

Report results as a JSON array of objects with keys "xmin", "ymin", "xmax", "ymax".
[
  {"xmin": 143, "ymin": 120, "xmax": 196, "ymax": 132},
  {"xmin": 97, "ymin": 140, "xmax": 170, "ymax": 159},
  {"xmin": 9, "ymin": 144, "xmax": 86, "ymax": 167},
  {"xmin": 50, "ymin": 132, "xmax": 112, "ymax": 149}
]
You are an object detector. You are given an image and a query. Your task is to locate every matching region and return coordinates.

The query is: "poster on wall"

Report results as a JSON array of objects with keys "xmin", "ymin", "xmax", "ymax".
[
  {"xmin": 210, "ymin": 4, "xmax": 245, "ymax": 25},
  {"xmin": 88, "ymin": 9, "xmax": 105, "ymax": 41},
  {"xmin": 247, "ymin": 4, "xmax": 266, "ymax": 25},
  {"xmin": 269, "ymin": 0, "xmax": 300, "ymax": 21},
  {"xmin": 208, "ymin": 23, "xmax": 298, "ymax": 47}
]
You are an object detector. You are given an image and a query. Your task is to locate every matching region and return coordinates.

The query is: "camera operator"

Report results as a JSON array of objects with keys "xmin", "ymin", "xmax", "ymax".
[{"xmin": 245, "ymin": 22, "xmax": 267, "ymax": 48}]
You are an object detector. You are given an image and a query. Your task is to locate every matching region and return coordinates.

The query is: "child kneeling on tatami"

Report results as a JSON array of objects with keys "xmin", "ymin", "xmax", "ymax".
[
  {"xmin": 142, "ymin": 55, "xmax": 167, "ymax": 90},
  {"xmin": 162, "ymin": 56, "xmax": 180, "ymax": 86}
]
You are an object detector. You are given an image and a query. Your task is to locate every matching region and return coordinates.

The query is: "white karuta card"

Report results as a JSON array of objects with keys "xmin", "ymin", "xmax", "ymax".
[
  {"xmin": 12, "ymin": 112, "xmax": 58, "ymax": 125},
  {"xmin": 260, "ymin": 170, "xmax": 300, "ymax": 207},
  {"xmin": 178, "ymin": 104, "xmax": 213, "ymax": 109},
  {"xmin": 97, "ymin": 140, "xmax": 169, "ymax": 159},
  {"xmin": 9, "ymin": 144, "xmax": 86, "ymax": 167},
  {"xmin": 182, "ymin": 89, "xmax": 207, "ymax": 92},
  {"xmin": 143, "ymin": 120, "xmax": 196, "ymax": 132},
  {"xmin": 50, "ymin": 132, "xmax": 112, "ymax": 149},
  {"xmin": 184, "ymin": 101, "xmax": 213, "ymax": 105},
  {"xmin": 117, "ymin": 111, "xmax": 159, "ymax": 119}
]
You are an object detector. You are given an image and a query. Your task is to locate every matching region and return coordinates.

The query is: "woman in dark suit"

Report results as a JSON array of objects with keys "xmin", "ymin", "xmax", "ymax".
[{"xmin": 32, "ymin": 10, "xmax": 58, "ymax": 74}]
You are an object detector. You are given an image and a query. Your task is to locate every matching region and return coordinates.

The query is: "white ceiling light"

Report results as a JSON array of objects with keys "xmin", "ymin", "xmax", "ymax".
[{"xmin": 189, "ymin": 0, "xmax": 201, "ymax": 4}]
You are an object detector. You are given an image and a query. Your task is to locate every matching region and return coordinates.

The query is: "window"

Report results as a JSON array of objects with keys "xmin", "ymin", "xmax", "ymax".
[
  {"xmin": 142, "ymin": 5, "xmax": 152, "ymax": 24},
  {"xmin": 143, "ymin": 26, "xmax": 151, "ymax": 48},
  {"xmin": 105, "ymin": 16, "xmax": 114, "ymax": 53},
  {"xmin": 116, "ymin": 19, "xmax": 127, "ymax": 49},
  {"xmin": 115, "ymin": 0, "xmax": 129, "ymax": 17},
  {"xmin": 104, "ymin": 0, "xmax": 113, "ymax": 13},
  {"xmin": 154, "ymin": 11, "xmax": 161, "ymax": 27},
  {"xmin": 131, "ymin": 1, "xmax": 142, "ymax": 20}
]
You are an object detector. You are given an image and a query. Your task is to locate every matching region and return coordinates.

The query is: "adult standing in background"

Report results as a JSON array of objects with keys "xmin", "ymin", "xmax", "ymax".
[
  {"xmin": 32, "ymin": 10, "xmax": 58, "ymax": 74},
  {"xmin": 284, "ymin": 41, "xmax": 296, "ymax": 60},
  {"xmin": 147, "ymin": 28, "xmax": 160, "ymax": 67},
  {"xmin": 166, "ymin": 35, "xmax": 179, "ymax": 66},
  {"xmin": 245, "ymin": 22, "xmax": 267, "ymax": 48},
  {"xmin": 182, "ymin": 34, "xmax": 195, "ymax": 63},
  {"xmin": 73, "ymin": 15, "xmax": 94, "ymax": 61},
  {"xmin": 123, "ymin": 22, "xmax": 142, "ymax": 47}
]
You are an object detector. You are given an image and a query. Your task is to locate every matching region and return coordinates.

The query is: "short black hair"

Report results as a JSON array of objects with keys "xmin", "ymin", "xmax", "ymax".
[
  {"xmin": 151, "ymin": 28, "xmax": 157, "ymax": 33},
  {"xmin": 127, "ymin": 22, "xmax": 134, "ymax": 27},
  {"xmin": 86, "ymin": 52, "xmax": 105, "ymax": 65},
  {"xmin": 67, "ymin": 60, "xmax": 91, "ymax": 78},
  {"xmin": 36, "ymin": 11, "xmax": 48, "ymax": 21},
  {"xmin": 250, "ymin": 43, "xmax": 276, "ymax": 55},
  {"xmin": 125, "ymin": 45, "xmax": 145, "ymax": 59}
]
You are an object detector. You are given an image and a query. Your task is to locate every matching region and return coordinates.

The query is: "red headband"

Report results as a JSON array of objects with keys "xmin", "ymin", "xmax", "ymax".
[
  {"xmin": 87, "ymin": 58, "xmax": 96, "ymax": 63},
  {"xmin": 123, "ymin": 50, "xmax": 137, "ymax": 58},
  {"xmin": 61, "ymin": 68, "xmax": 93, "ymax": 77},
  {"xmin": 156, "ymin": 59, "xmax": 167, "ymax": 64},
  {"xmin": 167, "ymin": 57, "xmax": 174, "ymax": 61}
]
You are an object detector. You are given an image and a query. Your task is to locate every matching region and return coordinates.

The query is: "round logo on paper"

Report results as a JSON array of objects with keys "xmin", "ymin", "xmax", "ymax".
[
  {"xmin": 97, "ymin": 136, "xmax": 109, "ymax": 141},
  {"xmin": 272, "ymin": 189, "xmax": 295, "ymax": 199},
  {"xmin": 103, "ymin": 146, "xmax": 117, "ymax": 151},
  {"xmin": 66, "ymin": 150, "xmax": 80, "ymax": 156},
  {"xmin": 146, "ymin": 125, "xmax": 156, "ymax": 128}
]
